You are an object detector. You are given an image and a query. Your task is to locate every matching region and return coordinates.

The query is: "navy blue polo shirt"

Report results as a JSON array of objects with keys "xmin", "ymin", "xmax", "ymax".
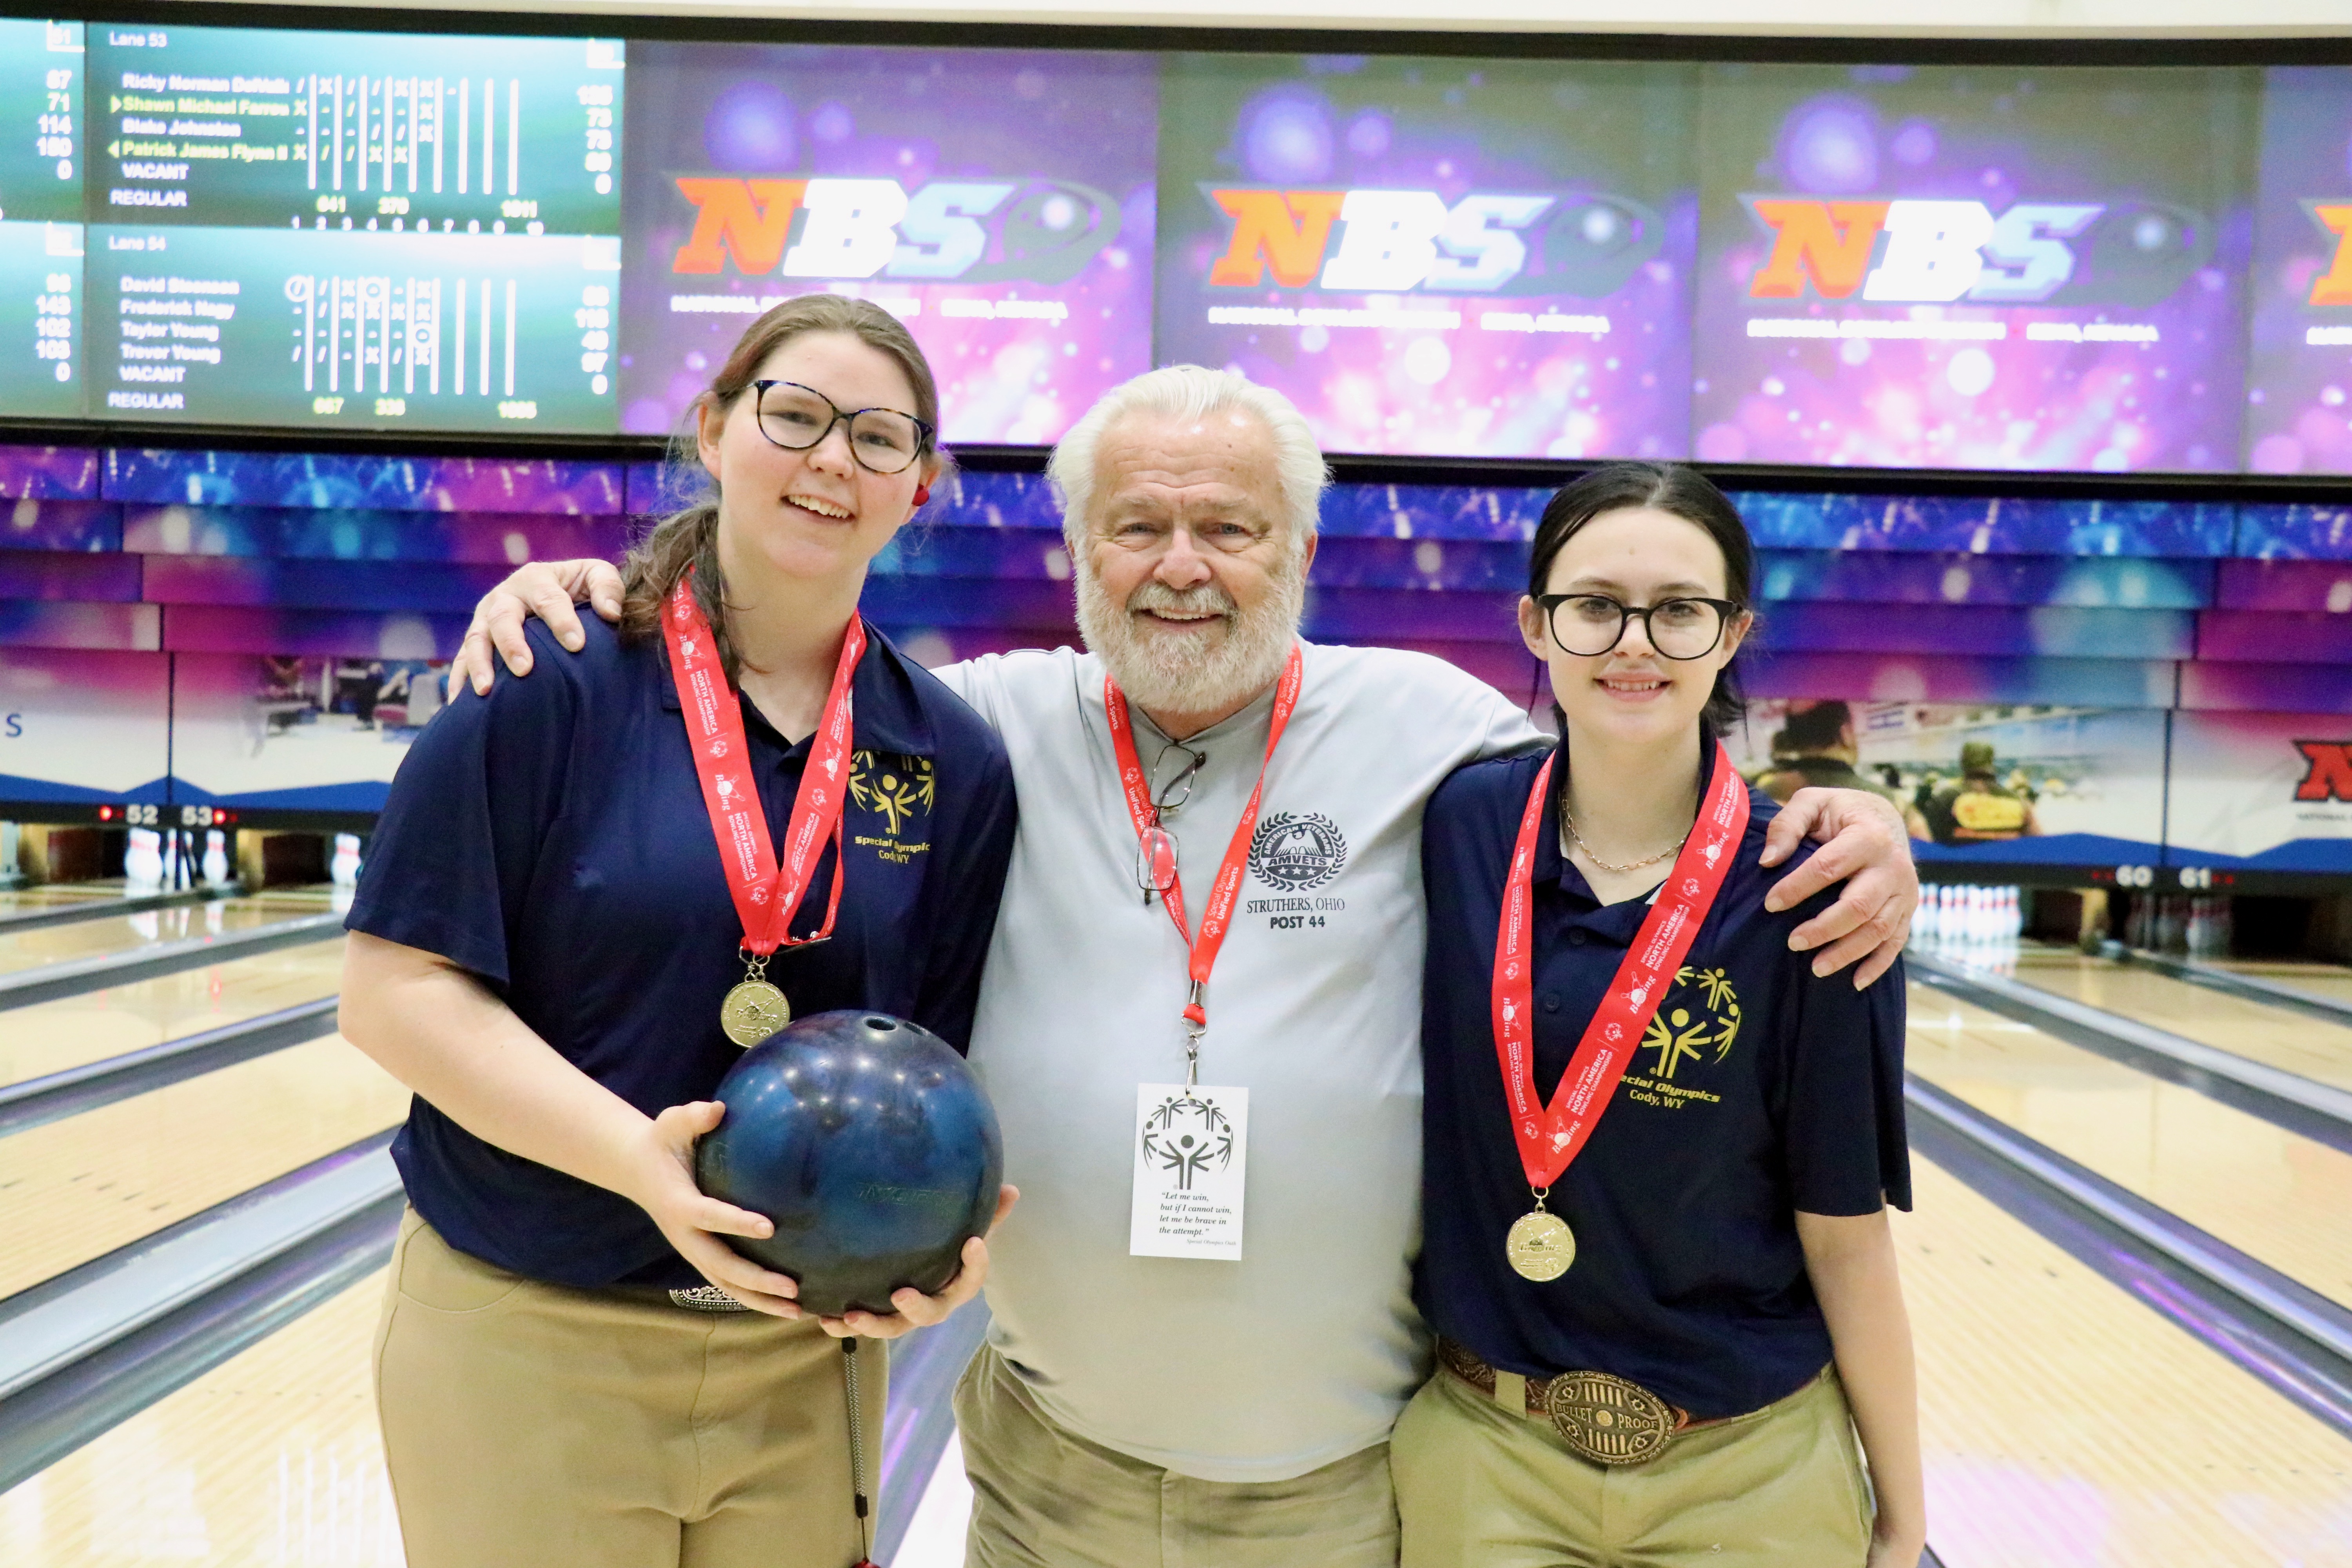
[
  {"xmin": 1417, "ymin": 734, "xmax": 1910, "ymax": 1420},
  {"xmin": 346, "ymin": 615, "xmax": 1017, "ymax": 1289}
]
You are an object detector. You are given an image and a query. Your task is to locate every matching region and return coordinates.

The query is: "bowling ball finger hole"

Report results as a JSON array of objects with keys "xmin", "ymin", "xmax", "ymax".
[{"xmin": 865, "ymin": 1016, "xmax": 898, "ymax": 1031}]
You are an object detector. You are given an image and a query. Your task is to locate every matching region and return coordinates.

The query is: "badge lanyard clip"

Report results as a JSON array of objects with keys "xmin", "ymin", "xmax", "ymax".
[{"xmin": 1182, "ymin": 979, "xmax": 1207, "ymax": 1092}]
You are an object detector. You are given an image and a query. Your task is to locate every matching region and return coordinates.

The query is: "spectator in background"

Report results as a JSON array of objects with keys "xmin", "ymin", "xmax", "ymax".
[
  {"xmin": 1920, "ymin": 740, "xmax": 2041, "ymax": 846},
  {"xmin": 1755, "ymin": 702, "xmax": 1930, "ymax": 837}
]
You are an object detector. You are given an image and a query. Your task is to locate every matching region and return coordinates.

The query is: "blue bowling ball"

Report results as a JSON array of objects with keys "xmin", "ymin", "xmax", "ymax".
[{"xmin": 695, "ymin": 1010, "xmax": 1003, "ymax": 1317}]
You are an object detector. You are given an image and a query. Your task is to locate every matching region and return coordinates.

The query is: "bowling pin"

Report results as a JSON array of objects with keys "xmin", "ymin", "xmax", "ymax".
[
  {"xmin": 331, "ymin": 833, "xmax": 363, "ymax": 888},
  {"xmin": 202, "ymin": 829, "xmax": 229, "ymax": 887},
  {"xmin": 125, "ymin": 828, "xmax": 163, "ymax": 887}
]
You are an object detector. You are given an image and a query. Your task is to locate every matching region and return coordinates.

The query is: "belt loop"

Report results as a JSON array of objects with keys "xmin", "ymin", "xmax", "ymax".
[{"xmin": 1494, "ymin": 1369, "xmax": 1528, "ymax": 1414}]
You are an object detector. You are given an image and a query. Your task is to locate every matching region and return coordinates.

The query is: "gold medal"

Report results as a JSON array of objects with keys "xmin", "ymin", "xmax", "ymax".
[
  {"xmin": 1505, "ymin": 1209, "xmax": 1575, "ymax": 1281},
  {"xmin": 721, "ymin": 980, "xmax": 790, "ymax": 1047}
]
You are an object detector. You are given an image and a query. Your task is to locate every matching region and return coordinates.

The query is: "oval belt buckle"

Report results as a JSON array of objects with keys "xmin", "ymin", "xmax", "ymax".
[{"xmin": 1543, "ymin": 1370, "xmax": 1679, "ymax": 1466}]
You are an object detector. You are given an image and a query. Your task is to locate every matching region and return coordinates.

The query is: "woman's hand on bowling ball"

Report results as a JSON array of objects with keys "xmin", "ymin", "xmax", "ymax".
[
  {"xmin": 629, "ymin": 1100, "xmax": 807, "ymax": 1317},
  {"xmin": 822, "ymin": 1184, "xmax": 1019, "ymax": 1341}
]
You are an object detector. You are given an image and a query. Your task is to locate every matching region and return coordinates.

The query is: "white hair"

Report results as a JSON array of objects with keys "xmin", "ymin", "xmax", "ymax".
[{"xmin": 1045, "ymin": 364, "xmax": 1329, "ymax": 557}]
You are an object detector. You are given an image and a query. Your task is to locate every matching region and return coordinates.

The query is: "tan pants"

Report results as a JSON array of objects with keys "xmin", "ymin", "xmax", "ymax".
[
  {"xmin": 953, "ymin": 1343, "xmax": 1400, "ymax": 1568},
  {"xmin": 373, "ymin": 1210, "xmax": 886, "ymax": 1568},
  {"xmin": 1390, "ymin": 1364, "xmax": 1872, "ymax": 1568}
]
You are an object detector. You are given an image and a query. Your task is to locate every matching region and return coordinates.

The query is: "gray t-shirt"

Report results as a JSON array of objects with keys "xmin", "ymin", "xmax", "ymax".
[{"xmin": 936, "ymin": 641, "xmax": 1541, "ymax": 1482}]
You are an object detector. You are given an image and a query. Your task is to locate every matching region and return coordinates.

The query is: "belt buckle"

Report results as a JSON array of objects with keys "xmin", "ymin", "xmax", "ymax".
[
  {"xmin": 1542, "ymin": 1370, "xmax": 1679, "ymax": 1466},
  {"xmin": 668, "ymin": 1284, "xmax": 752, "ymax": 1314}
]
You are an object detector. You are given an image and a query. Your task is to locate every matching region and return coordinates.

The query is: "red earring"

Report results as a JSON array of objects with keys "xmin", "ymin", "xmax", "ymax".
[{"xmin": 912, "ymin": 484, "xmax": 931, "ymax": 507}]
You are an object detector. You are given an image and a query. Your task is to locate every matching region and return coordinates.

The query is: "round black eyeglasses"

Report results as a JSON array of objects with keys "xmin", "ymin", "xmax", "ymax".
[
  {"xmin": 750, "ymin": 380, "xmax": 935, "ymax": 476},
  {"xmin": 1536, "ymin": 593, "xmax": 1743, "ymax": 661}
]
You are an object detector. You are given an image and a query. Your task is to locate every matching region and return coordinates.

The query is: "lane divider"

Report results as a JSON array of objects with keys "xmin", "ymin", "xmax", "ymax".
[
  {"xmin": 1909, "ymin": 949, "xmax": 2352, "ymax": 1156},
  {"xmin": 0, "ymin": 884, "xmax": 245, "ymax": 937},
  {"xmin": 1908, "ymin": 1074, "xmax": 2352, "ymax": 1440},
  {"xmin": 2096, "ymin": 940, "xmax": 2352, "ymax": 1032},
  {"xmin": 0, "ymin": 1130, "xmax": 402, "ymax": 1495},
  {"xmin": 0, "ymin": 912, "xmax": 346, "ymax": 1014},
  {"xmin": 0, "ymin": 997, "xmax": 343, "ymax": 1140}
]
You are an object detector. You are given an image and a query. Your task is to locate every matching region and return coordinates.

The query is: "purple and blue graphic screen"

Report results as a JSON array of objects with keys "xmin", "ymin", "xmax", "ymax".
[
  {"xmin": 618, "ymin": 44, "xmax": 1158, "ymax": 446},
  {"xmin": 1691, "ymin": 64, "xmax": 2256, "ymax": 473},
  {"xmin": 2245, "ymin": 67, "xmax": 2352, "ymax": 476},
  {"xmin": 1153, "ymin": 56, "xmax": 1696, "ymax": 460}
]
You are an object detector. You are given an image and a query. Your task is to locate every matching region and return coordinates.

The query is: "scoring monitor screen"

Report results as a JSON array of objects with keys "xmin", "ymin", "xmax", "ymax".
[
  {"xmin": 0, "ymin": 19, "xmax": 85, "ymax": 421},
  {"xmin": 84, "ymin": 22, "xmax": 624, "ymax": 432}
]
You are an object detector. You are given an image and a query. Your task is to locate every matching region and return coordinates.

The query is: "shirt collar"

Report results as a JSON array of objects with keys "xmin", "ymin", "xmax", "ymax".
[
  {"xmin": 657, "ymin": 619, "xmax": 936, "ymax": 759},
  {"xmin": 1534, "ymin": 722, "xmax": 1719, "ymax": 900}
]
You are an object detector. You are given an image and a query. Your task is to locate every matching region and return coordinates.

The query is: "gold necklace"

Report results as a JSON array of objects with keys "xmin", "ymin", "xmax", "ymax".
[{"xmin": 1560, "ymin": 797, "xmax": 1688, "ymax": 875}]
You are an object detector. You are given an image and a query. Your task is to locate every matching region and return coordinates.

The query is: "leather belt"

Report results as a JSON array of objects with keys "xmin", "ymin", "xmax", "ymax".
[{"xmin": 1437, "ymin": 1338, "xmax": 1733, "ymax": 1467}]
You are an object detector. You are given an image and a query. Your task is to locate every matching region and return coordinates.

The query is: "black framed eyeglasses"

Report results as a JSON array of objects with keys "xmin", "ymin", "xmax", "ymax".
[
  {"xmin": 750, "ymin": 380, "xmax": 935, "ymax": 475},
  {"xmin": 1134, "ymin": 741, "xmax": 1206, "ymax": 904},
  {"xmin": 1536, "ymin": 593, "xmax": 1743, "ymax": 661}
]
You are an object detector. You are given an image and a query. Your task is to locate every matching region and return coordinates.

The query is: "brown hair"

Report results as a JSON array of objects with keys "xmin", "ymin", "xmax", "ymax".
[{"xmin": 619, "ymin": 294, "xmax": 950, "ymax": 679}]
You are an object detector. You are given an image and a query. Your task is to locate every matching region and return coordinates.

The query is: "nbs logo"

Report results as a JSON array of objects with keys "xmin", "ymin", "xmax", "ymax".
[
  {"xmin": 1202, "ymin": 188, "xmax": 1662, "ymax": 297},
  {"xmin": 670, "ymin": 177, "xmax": 1120, "ymax": 283},
  {"xmin": 2303, "ymin": 203, "xmax": 2352, "ymax": 307},
  {"xmin": 1740, "ymin": 198, "xmax": 2210, "ymax": 308}
]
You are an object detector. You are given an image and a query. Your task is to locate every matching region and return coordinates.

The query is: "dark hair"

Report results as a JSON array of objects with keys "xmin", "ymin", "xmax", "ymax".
[
  {"xmin": 1525, "ymin": 461, "xmax": 1753, "ymax": 733},
  {"xmin": 618, "ymin": 294, "xmax": 951, "ymax": 680},
  {"xmin": 1780, "ymin": 699, "xmax": 1853, "ymax": 755}
]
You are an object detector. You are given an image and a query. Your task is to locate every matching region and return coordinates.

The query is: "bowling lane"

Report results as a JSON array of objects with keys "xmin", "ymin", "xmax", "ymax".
[
  {"xmin": 0, "ymin": 936, "xmax": 345, "ymax": 1088},
  {"xmin": 6, "ymin": 1156, "xmax": 2352, "ymax": 1568},
  {"xmin": 2008, "ymin": 946, "xmax": 2352, "ymax": 1093},
  {"xmin": 2214, "ymin": 956, "xmax": 2352, "ymax": 1012},
  {"xmin": 1896, "ymin": 1158, "xmax": 2352, "ymax": 1566},
  {"xmin": 0, "ymin": 1271, "xmax": 402, "ymax": 1566},
  {"xmin": 0, "ymin": 881, "xmax": 127, "ymax": 916},
  {"xmin": 0, "ymin": 1038, "xmax": 406, "ymax": 1298},
  {"xmin": 0, "ymin": 891, "xmax": 337, "ymax": 978},
  {"xmin": 1908, "ymin": 981, "xmax": 2352, "ymax": 1307}
]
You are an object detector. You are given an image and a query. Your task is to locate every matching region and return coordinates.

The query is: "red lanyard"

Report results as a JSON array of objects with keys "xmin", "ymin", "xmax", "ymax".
[
  {"xmin": 1105, "ymin": 644, "xmax": 1304, "ymax": 1045},
  {"xmin": 1492, "ymin": 740, "xmax": 1749, "ymax": 1190},
  {"xmin": 662, "ymin": 571, "xmax": 864, "ymax": 955}
]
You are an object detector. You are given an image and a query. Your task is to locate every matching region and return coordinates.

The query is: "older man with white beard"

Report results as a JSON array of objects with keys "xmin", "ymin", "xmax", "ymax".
[{"xmin": 452, "ymin": 365, "xmax": 1917, "ymax": 1568}]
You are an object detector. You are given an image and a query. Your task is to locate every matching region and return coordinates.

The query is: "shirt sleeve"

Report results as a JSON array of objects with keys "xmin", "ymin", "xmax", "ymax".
[
  {"xmin": 1462, "ymin": 678, "xmax": 1548, "ymax": 763},
  {"xmin": 908, "ymin": 736, "xmax": 1018, "ymax": 1054},
  {"xmin": 343, "ymin": 621, "xmax": 581, "ymax": 988},
  {"xmin": 1781, "ymin": 945, "xmax": 1913, "ymax": 1216}
]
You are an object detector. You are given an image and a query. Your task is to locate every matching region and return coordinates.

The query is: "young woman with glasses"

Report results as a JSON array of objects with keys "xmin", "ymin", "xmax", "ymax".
[
  {"xmin": 1398, "ymin": 463, "xmax": 1924, "ymax": 1568},
  {"xmin": 340, "ymin": 295, "xmax": 1019, "ymax": 1568}
]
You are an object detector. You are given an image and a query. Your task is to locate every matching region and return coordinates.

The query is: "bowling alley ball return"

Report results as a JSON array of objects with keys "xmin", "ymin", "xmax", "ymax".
[{"xmin": 696, "ymin": 1011, "xmax": 1004, "ymax": 1318}]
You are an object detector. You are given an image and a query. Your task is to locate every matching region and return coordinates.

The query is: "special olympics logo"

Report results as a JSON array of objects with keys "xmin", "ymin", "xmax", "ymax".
[
  {"xmin": 1248, "ymin": 811, "xmax": 1348, "ymax": 891},
  {"xmin": 1141, "ymin": 1094, "xmax": 1236, "ymax": 1191}
]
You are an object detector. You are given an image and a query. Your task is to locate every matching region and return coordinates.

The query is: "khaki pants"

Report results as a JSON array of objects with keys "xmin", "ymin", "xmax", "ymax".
[
  {"xmin": 1390, "ymin": 1364, "xmax": 1872, "ymax": 1568},
  {"xmin": 953, "ymin": 1343, "xmax": 1400, "ymax": 1568},
  {"xmin": 373, "ymin": 1210, "xmax": 886, "ymax": 1568}
]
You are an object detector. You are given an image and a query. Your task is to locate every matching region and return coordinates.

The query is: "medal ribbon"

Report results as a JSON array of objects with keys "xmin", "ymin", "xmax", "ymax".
[
  {"xmin": 1492, "ymin": 740, "xmax": 1749, "ymax": 1190},
  {"xmin": 1105, "ymin": 644, "xmax": 1304, "ymax": 1035},
  {"xmin": 662, "ymin": 570, "xmax": 863, "ymax": 956}
]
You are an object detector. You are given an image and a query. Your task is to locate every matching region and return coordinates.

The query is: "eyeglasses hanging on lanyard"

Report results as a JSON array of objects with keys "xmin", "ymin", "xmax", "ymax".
[{"xmin": 1133, "ymin": 740, "xmax": 1205, "ymax": 905}]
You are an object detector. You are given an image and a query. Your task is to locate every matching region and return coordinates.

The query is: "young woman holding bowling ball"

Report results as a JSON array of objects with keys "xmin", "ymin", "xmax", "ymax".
[
  {"xmin": 341, "ymin": 294, "xmax": 1019, "ymax": 1568},
  {"xmin": 1399, "ymin": 463, "xmax": 1924, "ymax": 1568}
]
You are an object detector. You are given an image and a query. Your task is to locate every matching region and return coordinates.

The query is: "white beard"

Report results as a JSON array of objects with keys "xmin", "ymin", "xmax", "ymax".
[{"xmin": 1074, "ymin": 548, "xmax": 1305, "ymax": 721}]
